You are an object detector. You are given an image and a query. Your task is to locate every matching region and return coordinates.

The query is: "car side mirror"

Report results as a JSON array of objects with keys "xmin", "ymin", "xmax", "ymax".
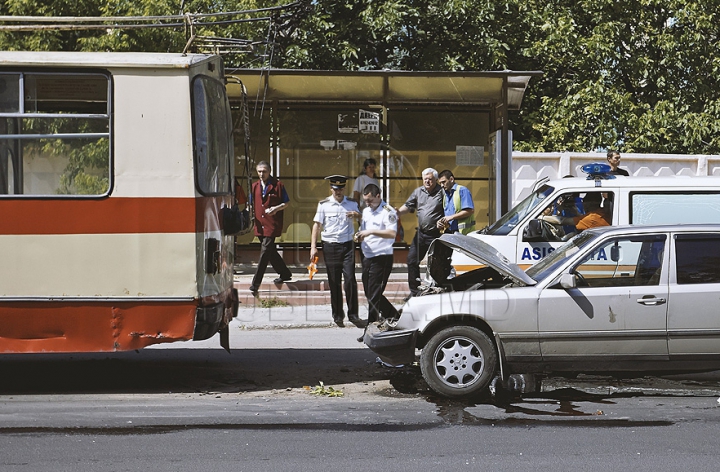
[
  {"xmin": 559, "ymin": 273, "xmax": 577, "ymax": 289},
  {"xmin": 610, "ymin": 245, "xmax": 620, "ymax": 262}
]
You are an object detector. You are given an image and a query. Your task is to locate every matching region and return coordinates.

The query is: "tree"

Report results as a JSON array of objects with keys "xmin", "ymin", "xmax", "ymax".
[
  {"xmin": 0, "ymin": 1, "xmax": 289, "ymax": 65},
  {"xmin": 2, "ymin": 0, "xmax": 720, "ymax": 154},
  {"xmin": 520, "ymin": 0, "xmax": 720, "ymax": 154},
  {"xmin": 274, "ymin": 0, "xmax": 720, "ymax": 154}
]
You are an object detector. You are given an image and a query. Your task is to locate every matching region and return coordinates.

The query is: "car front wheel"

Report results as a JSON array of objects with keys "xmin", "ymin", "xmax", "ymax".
[{"xmin": 420, "ymin": 325, "xmax": 497, "ymax": 398}]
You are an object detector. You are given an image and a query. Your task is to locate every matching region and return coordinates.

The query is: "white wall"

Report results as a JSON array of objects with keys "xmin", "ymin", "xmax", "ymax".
[{"xmin": 512, "ymin": 152, "xmax": 720, "ymax": 206}]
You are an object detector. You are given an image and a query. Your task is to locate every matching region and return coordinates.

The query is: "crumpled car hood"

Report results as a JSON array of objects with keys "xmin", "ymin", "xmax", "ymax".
[{"xmin": 426, "ymin": 233, "xmax": 537, "ymax": 286}]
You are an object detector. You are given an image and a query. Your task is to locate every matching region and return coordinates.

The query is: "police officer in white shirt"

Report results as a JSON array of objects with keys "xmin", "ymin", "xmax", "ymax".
[
  {"xmin": 310, "ymin": 175, "xmax": 363, "ymax": 328},
  {"xmin": 356, "ymin": 183, "xmax": 399, "ymax": 335}
]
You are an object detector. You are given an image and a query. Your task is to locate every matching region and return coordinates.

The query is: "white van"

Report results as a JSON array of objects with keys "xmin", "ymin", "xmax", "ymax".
[{"xmin": 452, "ymin": 165, "xmax": 720, "ymax": 270}]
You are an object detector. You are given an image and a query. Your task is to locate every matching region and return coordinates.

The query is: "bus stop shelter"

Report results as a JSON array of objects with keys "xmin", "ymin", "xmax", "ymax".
[{"xmin": 225, "ymin": 69, "xmax": 540, "ymax": 254}]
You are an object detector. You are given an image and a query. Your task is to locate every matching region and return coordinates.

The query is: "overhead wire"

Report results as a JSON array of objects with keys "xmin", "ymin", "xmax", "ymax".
[
  {"xmin": 0, "ymin": 2, "xmax": 300, "ymax": 25},
  {"xmin": 0, "ymin": 2, "xmax": 299, "ymax": 114},
  {"xmin": 0, "ymin": 2, "xmax": 300, "ymax": 34}
]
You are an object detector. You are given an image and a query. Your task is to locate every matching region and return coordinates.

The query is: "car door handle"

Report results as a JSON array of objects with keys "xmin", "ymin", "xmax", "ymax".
[{"xmin": 637, "ymin": 295, "xmax": 666, "ymax": 306}]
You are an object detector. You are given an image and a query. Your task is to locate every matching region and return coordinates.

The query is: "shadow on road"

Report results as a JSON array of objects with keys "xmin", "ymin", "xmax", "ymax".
[{"xmin": 0, "ymin": 348, "xmax": 396, "ymax": 395}]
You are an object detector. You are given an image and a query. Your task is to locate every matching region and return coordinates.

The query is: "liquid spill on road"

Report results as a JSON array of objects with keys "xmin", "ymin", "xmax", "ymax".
[
  {"xmin": 427, "ymin": 388, "xmax": 677, "ymax": 427},
  {"xmin": 375, "ymin": 365, "xmax": 683, "ymax": 426}
]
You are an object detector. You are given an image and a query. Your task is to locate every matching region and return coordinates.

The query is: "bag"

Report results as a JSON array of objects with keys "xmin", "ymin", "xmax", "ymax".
[{"xmin": 221, "ymin": 204, "xmax": 251, "ymax": 235}]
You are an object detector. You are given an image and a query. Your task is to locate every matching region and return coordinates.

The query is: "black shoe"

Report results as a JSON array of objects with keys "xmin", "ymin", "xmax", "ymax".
[
  {"xmin": 357, "ymin": 325, "xmax": 370, "ymax": 342},
  {"xmin": 249, "ymin": 285, "xmax": 258, "ymax": 293},
  {"xmin": 334, "ymin": 319, "xmax": 345, "ymax": 328},
  {"xmin": 273, "ymin": 276, "xmax": 291, "ymax": 284},
  {"xmin": 348, "ymin": 316, "xmax": 367, "ymax": 328}
]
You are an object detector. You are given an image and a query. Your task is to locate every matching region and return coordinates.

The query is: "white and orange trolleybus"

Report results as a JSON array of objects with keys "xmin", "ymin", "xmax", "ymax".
[{"xmin": 0, "ymin": 51, "xmax": 245, "ymax": 353}]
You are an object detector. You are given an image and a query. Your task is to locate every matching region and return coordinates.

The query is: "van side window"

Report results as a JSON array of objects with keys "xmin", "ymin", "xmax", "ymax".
[
  {"xmin": 675, "ymin": 234, "xmax": 720, "ymax": 284},
  {"xmin": 632, "ymin": 193, "xmax": 720, "ymax": 225},
  {"xmin": 523, "ymin": 191, "xmax": 613, "ymax": 242},
  {"xmin": 0, "ymin": 72, "xmax": 110, "ymax": 196}
]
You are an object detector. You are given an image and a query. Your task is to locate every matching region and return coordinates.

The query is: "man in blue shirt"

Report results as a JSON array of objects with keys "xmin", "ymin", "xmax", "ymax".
[{"xmin": 437, "ymin": 170, "xmax": 475, "ymax": 235}]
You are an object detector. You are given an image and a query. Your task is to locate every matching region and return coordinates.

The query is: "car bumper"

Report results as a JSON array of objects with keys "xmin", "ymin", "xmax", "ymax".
[
  {"xmin": 363, "ymin": 325, "xmax": 418, "ymax": 366},
  {"xmin": 193, "ymin": 288, "xmax": 239, "ymax": 341}
]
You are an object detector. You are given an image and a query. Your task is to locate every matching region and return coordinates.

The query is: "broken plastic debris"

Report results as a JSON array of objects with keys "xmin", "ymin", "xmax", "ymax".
[{"xmin": 376, "ymin": 356, "xmax": 404, "ymax": 368}]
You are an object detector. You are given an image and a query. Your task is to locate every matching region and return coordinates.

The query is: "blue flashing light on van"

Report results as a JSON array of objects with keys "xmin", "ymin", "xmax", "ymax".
[{"xmin": 581, "ymin": 162, "xmax": 614, "ymax": 181}]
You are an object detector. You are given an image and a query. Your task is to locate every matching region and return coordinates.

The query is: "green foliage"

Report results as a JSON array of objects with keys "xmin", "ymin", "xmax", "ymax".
[
  {"xmin": 518, "ymin": 0, "xmax": 720, "ymax": 153},
  {"xmin": 278, "ymin": 1, "xmax": 526, "ymax": 71},
  {"xmin": 20, "ymin": 116, "xmax": 110, "ymax": 195},
  {"xmin": 309, "ymin": 381, "xmax": 344, "ymax": 397},
  {"xmin": 276, "ymin": 0, "xmax": 720, "ymax": 154},
  {"xmin": 3, "ymin": 0, "xmax": 720, "ymax": 154},
  {"xmin": 56, "ymin": 138, "xmax": 110, "ymax": 195},
  {"xmin": 0, "ymin": 1, "xmax": 279, "ymax": 63},
  {"xmin": 259, "ymin": 296, "xmax": 289, "ymax": 308}
]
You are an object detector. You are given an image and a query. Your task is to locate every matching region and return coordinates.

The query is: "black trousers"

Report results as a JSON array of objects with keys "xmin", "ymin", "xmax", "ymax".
[
  {"xmin": 362, "ymin": 254, "xmax": 398, "ymax": 323},
  {"xmin": 322, "ymin": 241, "xmax": 358, "ymax": 321},
  {"xmin": 251, "ymin": 236, "xmax": 292, "ymax": 289},
  {"xmin": 407, "ymin": 229, "xmax": 438, "ymax": 296}
]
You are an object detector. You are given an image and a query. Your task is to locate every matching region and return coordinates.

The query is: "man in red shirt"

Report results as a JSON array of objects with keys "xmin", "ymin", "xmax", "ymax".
[{"xmin": 249, "ymin": 161, "xmax": 293, "ymax": 293}]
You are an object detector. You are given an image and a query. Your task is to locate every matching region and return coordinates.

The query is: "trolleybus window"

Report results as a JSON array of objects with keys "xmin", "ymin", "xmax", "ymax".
[
  {"xmin": 192, "ymin": 75, "xmax": 233, "ymax": 195},
  {"xmin": 0, "ymin": 72, "xmax": 110, "ymax": 196}
]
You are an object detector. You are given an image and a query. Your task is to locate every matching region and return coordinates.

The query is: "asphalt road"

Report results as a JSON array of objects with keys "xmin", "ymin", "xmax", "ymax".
[{"xmin": 2, "ymin": 316, "xmax": 720, "ymax": 471}]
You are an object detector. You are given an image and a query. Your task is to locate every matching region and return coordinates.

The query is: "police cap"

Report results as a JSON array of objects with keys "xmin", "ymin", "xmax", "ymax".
[{"xmin": 325, "ymin": 175, "xmax": 348, "ymax": 189}]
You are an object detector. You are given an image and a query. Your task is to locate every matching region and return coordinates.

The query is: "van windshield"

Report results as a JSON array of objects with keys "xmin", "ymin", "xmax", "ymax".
[{"xmin": 485, "ymin": 185, "xmax": 555, "ymax": 235}]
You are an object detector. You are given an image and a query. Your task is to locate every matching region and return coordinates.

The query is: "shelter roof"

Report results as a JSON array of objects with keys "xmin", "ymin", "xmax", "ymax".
[{"xmin": 226, "ymin": 69, "xmax": 542, "ymax": 109}]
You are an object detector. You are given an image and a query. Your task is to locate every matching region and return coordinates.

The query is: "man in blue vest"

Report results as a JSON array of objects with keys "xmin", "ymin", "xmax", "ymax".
[{"xmin": 437, "ymin": 169, "xmax": 475, "ymax": 235}]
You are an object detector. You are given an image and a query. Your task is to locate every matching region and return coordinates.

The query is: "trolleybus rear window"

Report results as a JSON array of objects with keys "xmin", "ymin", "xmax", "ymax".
[{"xmin": 192, "ymin": 75, "xmax": 233, "ymax": 196}]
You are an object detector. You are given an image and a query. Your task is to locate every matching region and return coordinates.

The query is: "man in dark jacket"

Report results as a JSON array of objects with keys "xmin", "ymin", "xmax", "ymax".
[{"xmin": 249, "ymin": 161, "xmax": 292, "ymax": 293}]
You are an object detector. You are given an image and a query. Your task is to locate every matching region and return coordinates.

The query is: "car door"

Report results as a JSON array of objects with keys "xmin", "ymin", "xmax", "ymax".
[
  {"xmin": 667, "ymin": 233, "xmax": 720, "ymax": 358},
  {"xmin": 537, "ymin": 234, "xmax": 669, "ymax": 363}
]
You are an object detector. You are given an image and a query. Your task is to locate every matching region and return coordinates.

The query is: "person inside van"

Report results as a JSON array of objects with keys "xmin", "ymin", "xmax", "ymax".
[
  {"xmin": 553, "ymin": 192, "xmax": 584, "ymax": 235},
  {"xmin": 540, "ymin": 192, "xmax": 610, "ymax": 232}
]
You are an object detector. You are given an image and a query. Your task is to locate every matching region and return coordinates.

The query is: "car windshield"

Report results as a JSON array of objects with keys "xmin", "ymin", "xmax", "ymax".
[
  {"xmin": 485, "ymin": 184, "xmax": 555, "ymax": 235},
  {"xmin": 525, "ymin": 231, "xmax": 597, "ymax": 281}
]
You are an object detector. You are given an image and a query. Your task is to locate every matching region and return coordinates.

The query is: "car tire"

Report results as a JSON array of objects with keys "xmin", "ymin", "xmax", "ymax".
[{"xmin": 420, "ymin": 325, "xmax": 498, "ymax": 398}]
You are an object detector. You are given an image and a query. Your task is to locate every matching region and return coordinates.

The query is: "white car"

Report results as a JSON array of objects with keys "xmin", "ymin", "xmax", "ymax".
[{"xmin": 364, "ymin": 225, "xmax": 720, "ymax": 398}]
